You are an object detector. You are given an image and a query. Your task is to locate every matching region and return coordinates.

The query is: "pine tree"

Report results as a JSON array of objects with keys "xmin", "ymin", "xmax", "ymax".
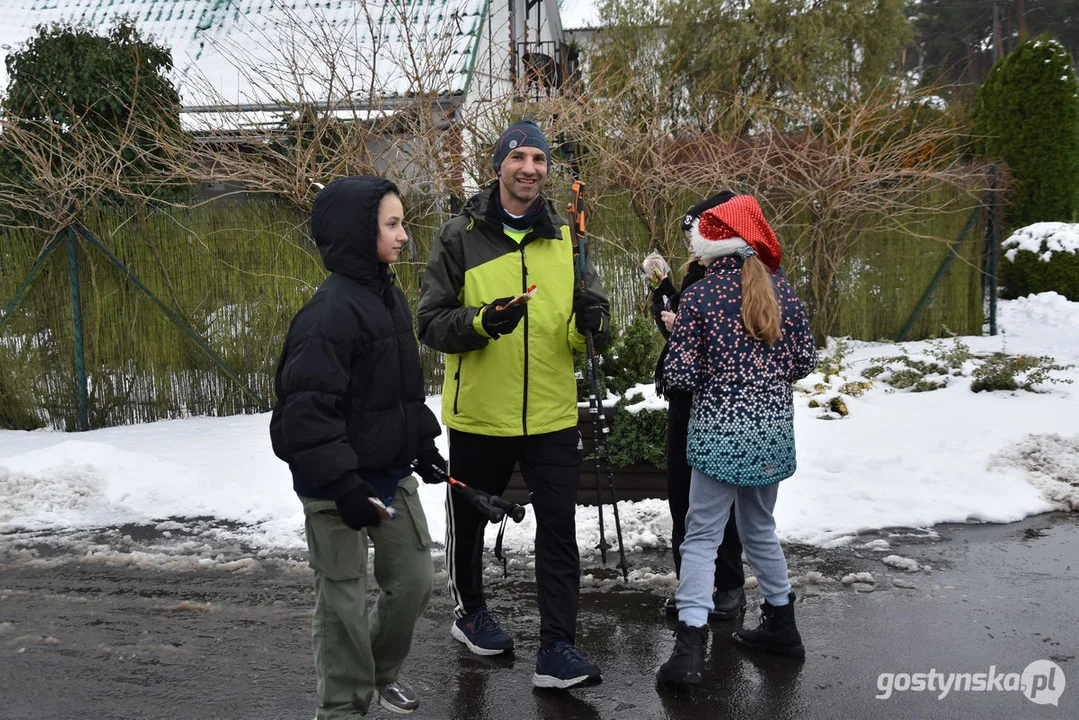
[
  {"xmin": 592, "ymin": 0, "xmax": 911, "ymax": 134},
  {"xmin": 911, "ymin": 0, "xmax": 1079, "ymax": 89}
]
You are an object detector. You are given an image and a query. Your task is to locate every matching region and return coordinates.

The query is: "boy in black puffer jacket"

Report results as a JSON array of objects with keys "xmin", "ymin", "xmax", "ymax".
[{"xmin": 270, "ymin": 175, "xmax": 447, "ymax": 718}]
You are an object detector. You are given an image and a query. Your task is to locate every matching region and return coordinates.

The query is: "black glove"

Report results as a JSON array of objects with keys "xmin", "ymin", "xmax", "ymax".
[
  {"xmin": 481, "ymin": 297, "xmax": 527, "ymax": 338},
  {"xmin": 414, "ymin": 446, "xmax": 449, "ymax": 484},
  {"xmin": 573, "ymin": 294, "xmax": 607, "ymax": 334},
  {"xmin": 334, "ymin": 481, "xmax": 382, "ymax": 530}
]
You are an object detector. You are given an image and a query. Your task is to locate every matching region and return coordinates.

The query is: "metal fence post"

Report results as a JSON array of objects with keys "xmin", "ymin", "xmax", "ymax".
[
  {"xmin": 897, "ymin": 198, "xmax": 986, "ymax": 342},
  {"xmin": 985, "ymin": 165, "xmax": 1001, "ymax": 336},
  {"xmin": 67, "ymin": 225, "xmax": 91, "ymax": 431},
  {"xmin": 0, "ymin": 231, "xmax": 63, "ymax": 335}
]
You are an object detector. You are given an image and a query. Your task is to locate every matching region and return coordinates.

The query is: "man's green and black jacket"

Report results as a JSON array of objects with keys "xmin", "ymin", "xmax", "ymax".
[{"xmin": 417, "ymin": 182, "xmax": 609, "ymax": 437}]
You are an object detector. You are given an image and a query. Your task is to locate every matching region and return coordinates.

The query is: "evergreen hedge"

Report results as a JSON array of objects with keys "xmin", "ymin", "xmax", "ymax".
[{"xmin": 976, "ymin": 35, "xmax": 1079, "ymax": 230}]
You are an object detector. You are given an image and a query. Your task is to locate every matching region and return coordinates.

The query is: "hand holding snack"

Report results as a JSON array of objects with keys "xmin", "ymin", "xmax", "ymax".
[
  {"xmin": 496, "ymin": 284, "xmax": 538, "ymax": 310},
  {"xmin": 641, "ymin": 251, "xmax": 670, "ymax": 288}
]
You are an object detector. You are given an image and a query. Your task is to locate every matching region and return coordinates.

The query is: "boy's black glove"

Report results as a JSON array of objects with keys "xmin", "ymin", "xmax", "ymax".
[
  {"xmin": 335, "ymin": 481, "xmax": 382, "ymax": 530},
  {"xmin": 481, "ymin": 297, "xmax": 527, "ymax": 339},
  {"xmin": 414, "ymin": 446, "xmax": 449, "ymax": 484}
]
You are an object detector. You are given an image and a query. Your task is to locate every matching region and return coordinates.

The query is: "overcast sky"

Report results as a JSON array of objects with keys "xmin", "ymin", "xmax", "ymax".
[{"xmin": 560, "ymin": 0, "xmax": 602, "ymax": 29}]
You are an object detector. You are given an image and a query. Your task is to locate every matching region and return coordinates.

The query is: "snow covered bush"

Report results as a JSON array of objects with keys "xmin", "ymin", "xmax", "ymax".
[
  {"xmin": 603, "ymin": 316, "xmax": 661, "ymax": 396},
  {"xmin": 858, "ymin": 335, "xmax": 1071, "ymax": 394},
  {"xmin": 576, "ymin": 316, "xmax": 660, "ymax": 402},
  {"xmin": 861, "ymin": 337, "xmax": 971, "ymax": 392},
  {"xmin": 1001, "ymin": 223, "xmax": 1079, "ymax": 301},
  {"xmin": 802, "ymin": 339, "xmax": 858, "ymax": 418}
]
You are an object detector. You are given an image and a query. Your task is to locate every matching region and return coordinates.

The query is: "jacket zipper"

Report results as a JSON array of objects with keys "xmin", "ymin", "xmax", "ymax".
[
  {"xmin": 520, "ymin": 248, "xmax": 529, "ymax": 435},
  {"xmin": 453, "ymin": 356, "xmax": 463, "ymax": 414}
]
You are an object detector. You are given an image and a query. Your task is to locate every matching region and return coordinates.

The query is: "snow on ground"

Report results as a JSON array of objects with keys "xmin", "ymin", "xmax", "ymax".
[{"xmin": 1, "ymin": 293, "xmax": 1078, "ymax": 577}]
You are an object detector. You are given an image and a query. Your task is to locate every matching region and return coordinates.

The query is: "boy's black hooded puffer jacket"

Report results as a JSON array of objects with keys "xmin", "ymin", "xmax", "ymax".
[{"xmin": 269, "ymin": 175, "xmax": 440, "ymax": 500}]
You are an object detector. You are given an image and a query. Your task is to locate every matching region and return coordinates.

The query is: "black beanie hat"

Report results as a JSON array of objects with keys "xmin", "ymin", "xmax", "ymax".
[
  {"xmin": 492, "ymin": 119, "xmax": 550, "ymax": 173},
  {"xmin": 681, "ymin": 190, "xmax": 736, "ymax": 234}
]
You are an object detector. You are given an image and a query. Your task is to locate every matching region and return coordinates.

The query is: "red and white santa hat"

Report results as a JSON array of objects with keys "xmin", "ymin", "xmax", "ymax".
[{"xmin": 688, "ymin": 195, "xmax": 781, "ymax": 273}]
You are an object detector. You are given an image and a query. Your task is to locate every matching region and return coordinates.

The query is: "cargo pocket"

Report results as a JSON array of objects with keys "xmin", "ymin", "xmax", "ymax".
[
  {"xmin": 301, "ymin": 497, "xmax": 366, "ymax": 581},
  {"xmin": 396, "ymin": 476, "xmax": 432, "ymax": 551}
]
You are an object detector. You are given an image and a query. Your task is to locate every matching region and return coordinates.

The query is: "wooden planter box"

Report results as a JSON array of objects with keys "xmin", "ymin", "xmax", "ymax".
[{"xmin": 502, "ymin": 406, "xmax": 668, "ymax": 506}]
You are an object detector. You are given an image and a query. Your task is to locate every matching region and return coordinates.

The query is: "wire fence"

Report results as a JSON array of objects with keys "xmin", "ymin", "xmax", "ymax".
[{"xmin": 0, "ymin": 189, "xmax": 989, "ymax": 430}]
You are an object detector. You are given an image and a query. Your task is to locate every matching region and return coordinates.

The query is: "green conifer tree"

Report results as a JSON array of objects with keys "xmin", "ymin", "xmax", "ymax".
[{"xmin": 976, "ymin": 35, "xmax": 1079, "ymax": 228}]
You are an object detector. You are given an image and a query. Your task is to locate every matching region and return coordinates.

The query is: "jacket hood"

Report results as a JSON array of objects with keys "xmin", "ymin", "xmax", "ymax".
[
  {"xmin": 465, "ymin": 181, "xmax": 563, "ymax": 239},
  {"xmin": 310, "ymin": 175, "xmax": 399, "ymax": 281}
]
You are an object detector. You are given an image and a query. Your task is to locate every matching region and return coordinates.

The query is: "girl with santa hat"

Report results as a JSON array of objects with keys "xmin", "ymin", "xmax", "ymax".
[{"xmin": 655, "ymin": 195, "xmax": 817, "ymax": 689}]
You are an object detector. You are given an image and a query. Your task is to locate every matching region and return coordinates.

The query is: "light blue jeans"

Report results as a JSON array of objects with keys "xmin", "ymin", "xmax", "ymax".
[{"xmin": 676, "ymin": 468, "xmax": 791, "ymax": 627}]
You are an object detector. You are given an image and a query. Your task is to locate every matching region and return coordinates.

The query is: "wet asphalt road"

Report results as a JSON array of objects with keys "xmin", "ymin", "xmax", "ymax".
[{"xmin": 1, "ymin": 512, "xmax": 1075, "ymax": 720}]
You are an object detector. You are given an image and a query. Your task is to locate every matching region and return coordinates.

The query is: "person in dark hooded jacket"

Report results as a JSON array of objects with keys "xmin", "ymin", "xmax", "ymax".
[{"xmin": 270, "ymin": 175, "xmax": 447, "ymax": 718}]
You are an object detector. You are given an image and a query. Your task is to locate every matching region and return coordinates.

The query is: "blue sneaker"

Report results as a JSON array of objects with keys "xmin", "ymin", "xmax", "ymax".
[
  {"xmin": 451, "ymin": 606, "xmax": 514, "ymax": 656},
  {"xmin": 533, "ymin": 641, "xmax": 603, "ymax": 689}
]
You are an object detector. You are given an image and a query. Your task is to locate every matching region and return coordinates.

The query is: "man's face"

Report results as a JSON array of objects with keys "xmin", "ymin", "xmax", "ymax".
[{"xmin": 498, "ymin": 147, "xmax": 548, "ymax": 212}]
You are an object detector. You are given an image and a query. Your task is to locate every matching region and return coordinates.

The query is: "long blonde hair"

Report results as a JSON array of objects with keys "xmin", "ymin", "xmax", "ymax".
[{"xmin": 741, "ymin": 255, "xmax": 781, "ymax": 345}]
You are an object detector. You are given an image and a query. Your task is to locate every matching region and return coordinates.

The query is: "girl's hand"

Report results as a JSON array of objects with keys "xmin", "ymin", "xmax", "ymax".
[{"xmin": 661, "ymin": 310, "xmax": 676, "ymax": 332}]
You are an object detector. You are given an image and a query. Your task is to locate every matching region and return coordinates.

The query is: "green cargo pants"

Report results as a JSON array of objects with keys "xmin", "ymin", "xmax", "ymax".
[{"xmin": 301, "ymin": 476, "xmax": 434, "ymax": 719}]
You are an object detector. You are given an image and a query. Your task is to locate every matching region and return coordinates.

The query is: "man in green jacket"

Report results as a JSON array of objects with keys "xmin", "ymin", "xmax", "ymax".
[{"xmin": 417, "ymin": 120, "xmax": 609, "ymax": 689}]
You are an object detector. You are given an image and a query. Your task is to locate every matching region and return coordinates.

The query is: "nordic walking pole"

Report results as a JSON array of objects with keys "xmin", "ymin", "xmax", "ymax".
[
  {"xmin": 410, "ymin": 461, "xmax": 526, "ymax": 523},
  {"xmin": 448, "ymin": 476, "xmax": 527, "ymax": 524},
  {"xmin": 568, "ymin": 181, "xmax": 609, "ymax": 564},
  {"xmin": 568, "ymin": 181, "xmax": 630, "ymax": 582}
]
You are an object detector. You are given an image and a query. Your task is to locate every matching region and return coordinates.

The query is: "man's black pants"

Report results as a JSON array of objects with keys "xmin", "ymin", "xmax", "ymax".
[{"xmin": 446, "ymin": 426, "xmax": 581, "ymax": 649}]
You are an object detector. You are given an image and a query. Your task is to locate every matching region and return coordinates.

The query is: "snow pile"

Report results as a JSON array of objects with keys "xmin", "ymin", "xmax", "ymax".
[
  {"xmin": 881, "ymin": 555, "xmax": 921, "ymax": 572},
  {"xmin": 991, "ymin": 433, "xmax": 1079, "ymax": 511}
]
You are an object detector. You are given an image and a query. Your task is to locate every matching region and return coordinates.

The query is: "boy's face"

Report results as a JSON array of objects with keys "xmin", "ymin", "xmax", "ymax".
[
  {"xmin": 376, "ymin": 193, "xmax": 407, "ymax": 264},
  {"xmin": 497, "ymin": 146, "xmax": 548, "ymax": 212}
]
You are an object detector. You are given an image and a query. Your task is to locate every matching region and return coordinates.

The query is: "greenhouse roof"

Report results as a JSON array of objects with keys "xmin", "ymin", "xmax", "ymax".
[{"xmin": 0, "ymin": 0, "xmax": 488, "ymax": 108}]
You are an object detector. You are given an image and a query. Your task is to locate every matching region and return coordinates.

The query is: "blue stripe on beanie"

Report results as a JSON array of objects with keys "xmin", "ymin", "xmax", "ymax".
[{"xmin": 492, "ymin": 119, "xmax": 550, "ymax": 172}]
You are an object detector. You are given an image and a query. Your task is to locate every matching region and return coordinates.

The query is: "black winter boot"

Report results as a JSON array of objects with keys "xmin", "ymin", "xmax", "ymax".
[
  {"xmin": 732, "ymin": 592, "xmax": 805, "ymax": 658},
  {"xmin": 656, "ymin": 622, "xmax": 709, "ymax": 689}
]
